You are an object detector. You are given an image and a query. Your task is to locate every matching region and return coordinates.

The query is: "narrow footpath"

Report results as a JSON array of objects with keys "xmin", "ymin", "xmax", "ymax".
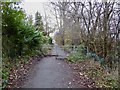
[{"xmin": 22, "ymin": 45, "xmax": 83, "ymax": 88}]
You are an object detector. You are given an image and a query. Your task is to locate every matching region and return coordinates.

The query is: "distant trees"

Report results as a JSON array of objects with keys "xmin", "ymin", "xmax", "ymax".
[
  {"xmin": 27, "ymin": 15, "xmax": 33, "ymax": 25},
  {"xmin": 52, "ymin": 1, "xmax": 120, "ymax": 69},
  {"xmin": 34, "ymin": 11, "xmax": 53, "ymax": 44},
  {"xmin": 35, "ymin": 11, "xmax": 44, "ymax": 31}
]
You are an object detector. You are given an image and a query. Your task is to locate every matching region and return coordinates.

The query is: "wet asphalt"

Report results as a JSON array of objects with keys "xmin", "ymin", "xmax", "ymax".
[{"xmin": 22, "ymin": 45, "xmax": 81, "ymax": 88}]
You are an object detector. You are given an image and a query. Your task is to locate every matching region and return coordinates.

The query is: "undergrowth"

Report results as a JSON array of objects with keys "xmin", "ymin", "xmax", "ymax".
[
  {"xmin": 66, "ymin": 44, "xmax": 88, "ymax": 62},
  {"xmin": 64, "ymin": 44, "xmax": 118, "ymax": 88}
]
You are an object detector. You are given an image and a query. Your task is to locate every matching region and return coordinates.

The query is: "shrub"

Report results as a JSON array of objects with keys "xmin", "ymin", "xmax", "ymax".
[{"xmin": 67, "ymin": 44, "xmax": 87, "ymax": 62}]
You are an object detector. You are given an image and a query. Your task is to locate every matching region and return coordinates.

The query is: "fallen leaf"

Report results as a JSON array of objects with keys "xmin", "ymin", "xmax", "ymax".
[
  {"xmin": 79, "ymin": 72, "xmax": 83, "ymax": 76},
  {"xmin": 68, "ymin": 81, "xmax": 71, "ymax": 85}
]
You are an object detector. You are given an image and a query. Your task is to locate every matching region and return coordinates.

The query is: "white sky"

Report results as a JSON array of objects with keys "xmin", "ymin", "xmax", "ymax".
[
  {"xmin": 20, "ymin": 1, "xmax": 45, "ymax": 21},
  {"xmin": 20, "ymin": 0, "xmax": 95, "ymax": 38},
  {"xmin": 20, "ymin": 0, "xmax": 58, "ymax": 27},
  {"xmin": 20, "ymin": 0, "xmax": 115, "ymax": 37},
  {"xmin": 20, "ymin": 0, "xmax": 57, "ymax": 37}
]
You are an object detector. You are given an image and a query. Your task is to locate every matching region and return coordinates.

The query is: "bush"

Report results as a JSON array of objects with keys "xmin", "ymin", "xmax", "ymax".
[
  {"xmin": 67, "ymin": 44, "xmax": 87, "ymax": 62},
  {"xmin": 2, "ymin": 2, "xmax": 47, "ymax": 88},
  {"xmin": 67, "ymin": 52, "xmax": 86, "ymax": 62}
]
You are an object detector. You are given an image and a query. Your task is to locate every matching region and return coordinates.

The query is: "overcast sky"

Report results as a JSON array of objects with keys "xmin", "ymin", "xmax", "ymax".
[
  {"xmin": 20, "ymin": 0, "xmax": 57, "ymax": 37},
  {"xmin": 20, "ymin": 1, "xmax": 47, "ymax": 21},
  {"xmin": 20, "ymin": 0, "xmax": 117, "ymax": 37}
]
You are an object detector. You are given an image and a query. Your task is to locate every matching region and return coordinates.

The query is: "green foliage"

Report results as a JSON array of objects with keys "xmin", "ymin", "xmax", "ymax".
[
  {"xmin": 2, "ymin": 2, "xmax": 45, "ymax": 58},
  {"xmin": 48, "ymin": 37, "xmax": 53, "ymax": 44},
  {"xmin": 67, "ymin": 44, "xmax": 87, "ymax": 62},
  {"xmin": 34, "ymin": 11, "xmax": 44, "ymax": 31},
  {"xmin": 2, "ymin": 68, "xmax": 9, "ymax": 88},
  {"xmin": 2, "ymin": 2, "xmax": 46, "ymax": 88},
  {"xmin": 87, "ymin": 52, "xmax": 104, "ymax": 64},
  {"xmin": 67, "ymin": 52, "xmax": 86, "ymax": 62}
]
